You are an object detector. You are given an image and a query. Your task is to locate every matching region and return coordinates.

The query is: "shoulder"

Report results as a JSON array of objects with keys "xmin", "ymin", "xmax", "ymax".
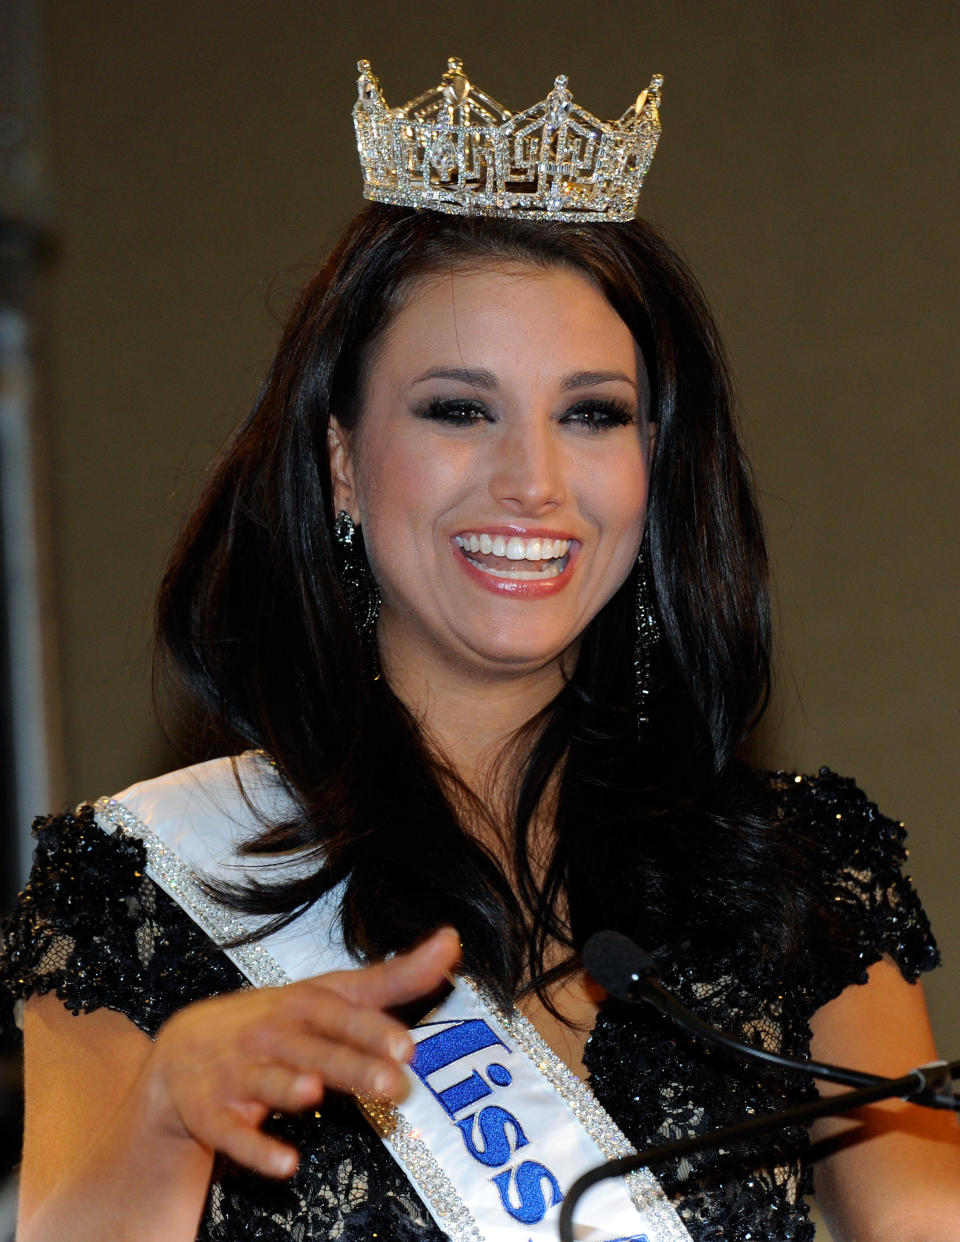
[
  {"xmin": 756, "ymin": 766, "xmax": 917, "ymax": 884},
  {"xmin": 90, "ymin": 751, "xmax": 306, "ymax": 910},
  {"xmin": 95, "ymin": 750, "xmax": 293, "ymax": 861},
  {"xmin": 97, "ymin": 753, "xmax": 353, "ymax": 986},
  {"xmin": 761, "ymin": 765, "xmax": 904, "ymax": 837},
  {"xmin": 1, "ymin": 754, "xmax": 297, "ymax": 1041},
  {"xmin": 736, "ymin": 763, "xmax": 917, "ymax": 899},
  {"xmin": 2, "ymin": 799, "xmax": 249, "ymax": 1039},
  {"xmin": 754, "ymin": 765, "xmax": 939, "ymax": 999}
]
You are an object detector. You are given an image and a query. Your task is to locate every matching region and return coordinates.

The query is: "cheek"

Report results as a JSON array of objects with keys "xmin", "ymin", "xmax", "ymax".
[
  {"xmin": 595, "ymin": 465, "xmax": 650, "ymax": 589},
  {"xmin": 584, "ymin": 449, "xmax": 650, "ymax": 540},
  {"xmin": 353, "ymin": 437, "xmax": 463, "ymax": 569},
  {"xmin": 353, "ymin": 433, "xmax": 412, "ymax": 518}
]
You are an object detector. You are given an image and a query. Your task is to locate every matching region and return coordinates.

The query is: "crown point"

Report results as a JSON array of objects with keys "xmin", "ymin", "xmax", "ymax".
[
  {"xmin": 357, "ymin": 67, "xmax": 382, "ymax": 109},
  {"xmin": 357, "ymin": 59, "xmax": 371, "ymax": 73},
  {"xmin": 447, "ymin": 57, "xmax": 465, "ymax": 74},
  {"xmin": 443, "ymin": 72, "xmax": 471, "ymax": 105},
  {"xmin": 545, "ymin": 76, "xmax": 573, "ymax": 127},
  {"xmin": 548, "ymin": 75, "xmax": 572, "ymax": 106}
]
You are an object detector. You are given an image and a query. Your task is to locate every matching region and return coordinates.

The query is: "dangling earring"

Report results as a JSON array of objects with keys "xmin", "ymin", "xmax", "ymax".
[
  {"xmin": 334, "ymin": 510, "xmax": 381, "ymax": 635},
  {"xmin": 634, "ymin": 543, "xmax": 660, "ymax": 727}
]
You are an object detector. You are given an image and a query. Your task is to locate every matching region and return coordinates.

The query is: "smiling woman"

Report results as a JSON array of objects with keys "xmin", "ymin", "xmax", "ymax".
[
  {"xmin": 3, "ymin": 62, "xmax": 960, "ymax": 1242},
  {"xmin": 330, "ymin": 265, "xmax": 651, "ymax": 700}
]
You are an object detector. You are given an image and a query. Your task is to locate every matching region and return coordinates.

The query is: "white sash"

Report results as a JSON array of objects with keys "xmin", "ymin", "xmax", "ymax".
[{"xmin": 93, "ymin": 755, "xmax": 692, "ymax": 1242}]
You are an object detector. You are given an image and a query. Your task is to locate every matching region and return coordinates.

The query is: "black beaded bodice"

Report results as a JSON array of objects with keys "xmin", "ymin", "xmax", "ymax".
[{"xmin": 0, "ymin": 769, "xmax": 938, "ymax": 1241}]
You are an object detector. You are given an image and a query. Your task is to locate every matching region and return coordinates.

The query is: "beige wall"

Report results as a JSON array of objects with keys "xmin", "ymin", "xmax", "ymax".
[{"xmin": 41, "ymin": 0, "xmax": 958, "ymax": 1083}]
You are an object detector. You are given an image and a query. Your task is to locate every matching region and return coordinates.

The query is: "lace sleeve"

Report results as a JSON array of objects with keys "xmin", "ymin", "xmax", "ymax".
[
  {"xmin": 1, "ymin": 806, "xmax": 450, "ymax": 1241},
  {"xmin": 769, "ymin": 768, "xmax": 939, "ymax": 1010},
  {"xmin": 0, "ymin": 803, "xmax": 247, "ymax": 1037}
]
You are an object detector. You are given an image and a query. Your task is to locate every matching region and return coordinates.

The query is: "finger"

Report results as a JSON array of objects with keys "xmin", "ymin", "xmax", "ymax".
[
  {"xmin": 269, "ymin": 1023, "xmax": 409, "ymax": 1081},
  {"xmin": 235, "ymin": 1023, "xmax": 406, "ymax": 1101},
  {"xmin": 211, "ymin": 1113, "xmax": 301, "ymax": 1180},
  {"xmin": 292, "ymin": 1036, "xmax": 407, "ymax": 1098},
  {"xmin": 277, "ymin": 986, "xmax": 413, "ymax": 1064},
  {"xmin": 238, "ymin": 991, "xmax": 404, "ymax": 1056},
  {"xmin": 322, "ymin": 927, "xmax": 461, "ymax": 1011},
  {"xmin": 328, "ymin": 995, "xmax": 412, "ymax": 1059},
  {"xmin": 254, "ymin": 1025, "xmax": 408, "ymax": 1099},
  {"xmin": 242, "ymin": 1063, "xmax": 325, "ymax": 1113}
]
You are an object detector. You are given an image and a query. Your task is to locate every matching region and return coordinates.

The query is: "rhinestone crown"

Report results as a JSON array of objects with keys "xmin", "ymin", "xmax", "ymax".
[{"xmin": 353, "ymin": 58, "xmax": 663, "ymax": 223}]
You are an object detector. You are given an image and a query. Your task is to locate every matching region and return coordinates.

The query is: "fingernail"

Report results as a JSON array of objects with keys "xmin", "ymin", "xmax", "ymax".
[
  {"xmin": 430, "ymin": 926, "xmax": 461, "ymax": 952},
  {"xmin": 273, "ymin": 1149, "xmax": 297, "ymax": 1177},
  {"xmin": 388, "ymin": 1032, "xmax": 412, "ymax": 1061},
  {"xmin": 373, "ymin": 1066, "xmax": 395, "ymax": 1096}
]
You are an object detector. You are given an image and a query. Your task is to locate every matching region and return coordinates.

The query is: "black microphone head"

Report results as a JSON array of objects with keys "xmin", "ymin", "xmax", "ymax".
[{"xmin": 582, "ymin": 931, "xmax": 660, "ymax": 1001}]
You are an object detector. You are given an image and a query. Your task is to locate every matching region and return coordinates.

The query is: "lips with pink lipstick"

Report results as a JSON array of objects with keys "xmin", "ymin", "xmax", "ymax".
[{"xmin": 453, "ymin": 529, "xmax": 575, "ymax": 585}]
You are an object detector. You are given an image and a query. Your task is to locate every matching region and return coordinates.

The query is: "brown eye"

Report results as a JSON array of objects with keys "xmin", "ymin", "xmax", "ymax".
[
  {"xmin": 419, "ymin": 397, "xmax": 491, "ymax": 425},
  {"xmin": 562, "ymin": 399, "xmax": 636, "ymax": 431}
]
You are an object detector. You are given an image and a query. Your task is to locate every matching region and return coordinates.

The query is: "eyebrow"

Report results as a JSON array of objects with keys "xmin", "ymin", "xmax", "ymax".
[
  {"xmin": 410, "ymin": 366, "xmax": 637, "ymax": 391},
  {"xmin": 561, "ymin": 370, "xmax": 637, "ymax": 392},
  {"xmin": 411, "ymin": 366, "xmax": 498, "ymax": 389}
]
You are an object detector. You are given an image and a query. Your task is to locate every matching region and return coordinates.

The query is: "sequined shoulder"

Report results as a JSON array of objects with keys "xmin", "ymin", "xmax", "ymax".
[
  {"xmin": 0, "ymin": 804, "xmax": 246, "ymax": 1037},
  {"xmin": 762, "ymin": 767, "xmax": 938, "ymax": 1006}
]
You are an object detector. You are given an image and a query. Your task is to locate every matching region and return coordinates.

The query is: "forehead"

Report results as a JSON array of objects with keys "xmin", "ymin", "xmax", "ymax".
[{"xmin": 371, "ymin": 260, "xmax": 642, "ymax": 381}]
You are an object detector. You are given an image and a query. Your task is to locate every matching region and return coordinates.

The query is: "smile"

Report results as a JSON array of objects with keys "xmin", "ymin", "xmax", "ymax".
[{"xmin": 454, "ymin": 532, "xmax": 572, "ymax": 580}]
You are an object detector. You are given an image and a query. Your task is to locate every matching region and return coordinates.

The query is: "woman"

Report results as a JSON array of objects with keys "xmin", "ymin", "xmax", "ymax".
[{"xmin": 5, "ymin": 62, "xmax": 960, "ymax": 1242}]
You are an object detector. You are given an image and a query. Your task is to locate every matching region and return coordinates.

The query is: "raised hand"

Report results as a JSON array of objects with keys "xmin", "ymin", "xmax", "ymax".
[{"xmin": 141, "ymin": 926, "xmax": 461, "ymax": 1177}]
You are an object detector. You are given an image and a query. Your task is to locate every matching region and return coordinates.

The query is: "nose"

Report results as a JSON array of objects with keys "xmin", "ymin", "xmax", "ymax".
[{"xmin": 488, "ymin": 419, "xmax": 566, "ymax": 515}]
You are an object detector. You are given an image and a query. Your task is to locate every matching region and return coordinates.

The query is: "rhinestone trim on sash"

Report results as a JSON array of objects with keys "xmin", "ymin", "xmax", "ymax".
[
  {"xmin": 359, "ymin": 1093, "xmax": 485, "ymax": 1242},
  {"xmin": 470, "ymin": 980, "xmax": 690, "ymax": 1238},
  {"xmin": 93, "ymin": 794, "xmax": 291, "ymax": 990},
  {"xmin": 92, "ymin": 781, "xmax": 691, "ymax": 1241}
]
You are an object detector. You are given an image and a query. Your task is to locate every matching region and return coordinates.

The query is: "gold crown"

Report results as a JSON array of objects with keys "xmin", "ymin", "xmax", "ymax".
[{"xmin": 353, "ymin": 58, "xmax": 663, "ymax": 223}]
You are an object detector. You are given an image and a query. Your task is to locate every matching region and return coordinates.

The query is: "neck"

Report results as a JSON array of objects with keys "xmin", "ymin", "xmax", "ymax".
[{"xmin": 379, "ymin": 644, "xmax": 569, "ymax": 806}]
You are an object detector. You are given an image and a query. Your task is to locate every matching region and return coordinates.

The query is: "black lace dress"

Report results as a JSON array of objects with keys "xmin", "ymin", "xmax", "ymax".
[{"xmin": 0, "ymin": 769, "xmax": 938, "ymax": 1241}]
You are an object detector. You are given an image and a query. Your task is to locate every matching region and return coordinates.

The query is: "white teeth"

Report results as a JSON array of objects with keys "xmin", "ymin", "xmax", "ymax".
[
  {"xmin": 455, "ymin": 533, "xmax": 572, "ymax": 562},
  {"xmin": 468, "ymin": 561, "xmax": 563, "ymax": 580}
]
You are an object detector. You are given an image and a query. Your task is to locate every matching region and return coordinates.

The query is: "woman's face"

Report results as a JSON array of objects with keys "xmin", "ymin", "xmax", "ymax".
[{"xmin": 330, "ymin": 261, "xmax": 653, "ymax": 688}]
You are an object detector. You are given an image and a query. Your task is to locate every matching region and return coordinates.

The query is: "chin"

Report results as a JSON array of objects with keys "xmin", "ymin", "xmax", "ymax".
[{"xmin": 457, "ymin": 633, "xmax": 577, "ymax": 678}]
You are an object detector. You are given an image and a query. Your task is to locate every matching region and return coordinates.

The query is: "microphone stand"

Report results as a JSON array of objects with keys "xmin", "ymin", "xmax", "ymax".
[
  {"xmin": 558, "ymin": 1060, "xmax": 960, "ymax": 1242},
  {"xmin": 557, "ymin": 931, "xmax": 960, "ymax": 1242}
]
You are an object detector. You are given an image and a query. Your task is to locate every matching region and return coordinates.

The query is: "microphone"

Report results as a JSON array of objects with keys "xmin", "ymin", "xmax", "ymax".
[
  {"xmin": 556, "ymin": 931, "xmax": 960, "ymax": 1242},
  {"xmin": 582, "ymin": 929, "xmax": 951, "ymax": 1096}
]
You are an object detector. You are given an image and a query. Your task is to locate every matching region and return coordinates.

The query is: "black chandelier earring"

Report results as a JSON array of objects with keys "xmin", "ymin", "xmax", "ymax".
[
  {"xmin": 634, "ymin": 543, "xmax": 661, "ymax": 728},
  {"xmin": 334, "ymin": 510, "xmax": 381, "ymax": 636}
]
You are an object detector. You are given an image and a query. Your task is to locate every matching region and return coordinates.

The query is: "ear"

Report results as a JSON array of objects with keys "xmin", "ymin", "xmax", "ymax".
[
  {"xmin": 328, "ymin": 418, "xmax": 360, "ymax": 522},
  {"xmin": 645, "ymin": 419, "xmax": 658, "ymax": 465}
]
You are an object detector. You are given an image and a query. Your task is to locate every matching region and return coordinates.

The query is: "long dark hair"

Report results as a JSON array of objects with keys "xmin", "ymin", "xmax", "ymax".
[{"xmin": 157, "ymin": 205, "xmax": 804, "ymax": 1006}]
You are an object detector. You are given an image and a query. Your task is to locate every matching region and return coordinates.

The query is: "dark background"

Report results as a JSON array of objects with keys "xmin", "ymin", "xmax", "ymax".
[{"xmin": 27, "ymin": 0, "xmax": 960, "ymax": 1130}]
